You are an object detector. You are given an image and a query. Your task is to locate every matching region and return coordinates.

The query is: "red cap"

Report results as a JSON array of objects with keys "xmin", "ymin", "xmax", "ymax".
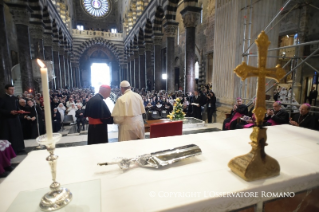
[{"xmin": 100, "ymin": 85, "xmax": 111, "ymax": 89}]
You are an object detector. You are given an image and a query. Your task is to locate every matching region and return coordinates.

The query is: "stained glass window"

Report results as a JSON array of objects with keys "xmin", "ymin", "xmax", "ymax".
[{"xmin": 83, "ymin": 0, "xmax": 110, "ymax": 17}]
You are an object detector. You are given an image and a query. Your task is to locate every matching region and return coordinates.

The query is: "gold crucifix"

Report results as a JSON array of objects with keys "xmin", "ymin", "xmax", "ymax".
[
  {"xmin": 228, "ymin": 31, "xmax": 284, "ymax": 181},
  {"xmin": 234, "ymin": 31, "xmax": 286, "ymax": 126}
]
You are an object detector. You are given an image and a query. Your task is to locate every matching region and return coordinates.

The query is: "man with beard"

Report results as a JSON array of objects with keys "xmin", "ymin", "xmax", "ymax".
[
  {"xmin": 84, "ymin": 85, "xmax": 113, "ymax": 145},
  {"xmin": 0, "ymin": 84, "xmax": 25, "ymax": 154}
]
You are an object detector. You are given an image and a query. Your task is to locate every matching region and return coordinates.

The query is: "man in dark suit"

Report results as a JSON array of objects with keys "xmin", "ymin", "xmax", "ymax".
[
  {"xmin": 289, "ymin": 103, "xmax": 318, "ymax": 130},
  {"xmin": 264, "ymin": 101, "xmax": 289, "ymax": 126},
  {"xmin": 191, "ymin": 90, "xmax": 204, "ymax": 120},
  {"xmin": 308, "ymin": 87, "xmax": 318, "ymax": 106},
  {"xmin": 75, "ymin": 104, "xmax": 86, "ymax": 133}
]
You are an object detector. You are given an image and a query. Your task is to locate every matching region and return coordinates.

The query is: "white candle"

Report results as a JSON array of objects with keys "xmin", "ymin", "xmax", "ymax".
[{"xmin": 37, "ymin": 59, "xmax": 53, "ymax": 141}]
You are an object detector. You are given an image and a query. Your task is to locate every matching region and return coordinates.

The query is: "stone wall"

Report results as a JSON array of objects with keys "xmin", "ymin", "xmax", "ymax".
[{"xmin": 173, "ymin": 0, "xmax": 216, "ymax": 90}]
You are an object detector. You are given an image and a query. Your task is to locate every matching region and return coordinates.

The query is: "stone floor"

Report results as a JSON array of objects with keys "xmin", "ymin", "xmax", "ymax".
[{"xmin": 0, "ymin": 122, "xmax": 223, "ymax": 184}]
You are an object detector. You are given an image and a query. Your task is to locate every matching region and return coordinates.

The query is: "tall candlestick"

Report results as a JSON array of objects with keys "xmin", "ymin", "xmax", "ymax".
[{"xmin": 37, "ymin": 59, "xmax": 53, "ymax": 141}]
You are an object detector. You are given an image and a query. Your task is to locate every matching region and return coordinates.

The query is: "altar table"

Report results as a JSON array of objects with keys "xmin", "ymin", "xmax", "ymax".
[{"xmin": 0, "ymin": 125, "xmax": 319, "ymax": 212}]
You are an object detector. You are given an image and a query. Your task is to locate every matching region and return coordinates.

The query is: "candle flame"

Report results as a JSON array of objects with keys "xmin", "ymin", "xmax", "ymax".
[{"xmin": 37, "ymin": 59, "xmax": 46, "ymax": 68}]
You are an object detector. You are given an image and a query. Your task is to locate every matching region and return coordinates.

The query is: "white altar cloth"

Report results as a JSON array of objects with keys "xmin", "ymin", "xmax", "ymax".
[{"xmin": 1, "ymin": 125, "xmax": 319, "ymax": 212}]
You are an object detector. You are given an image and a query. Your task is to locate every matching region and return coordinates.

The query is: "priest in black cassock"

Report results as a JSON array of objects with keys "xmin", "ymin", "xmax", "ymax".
[
  {"xmin": 223, "ymin": 98, "xmax": 248, "ymax": 130},
  {"xmin": 52, "ymin": 108, "xmax": 61, "ymax": 132},
  {"xmin": 190, "ymin": 90, "xmax": 204, "ymax": 120},
  {"xmin": 289, "ymin": 103, "xmax": 318, "ymax": 130},
  {"xmin": 84, "ymin": 85, "xmax": 113, "ymax": 145},
  {"xmin": 0, "ymin": 84, "xmax": 25, "ymax": 154}
]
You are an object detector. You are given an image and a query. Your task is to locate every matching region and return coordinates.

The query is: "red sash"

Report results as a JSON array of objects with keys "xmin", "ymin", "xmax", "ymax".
[
  {"xmin": 89, "ymin": 118, "xmax": 103, "ymax": 125},
  {"xmin": 243, "ymin": 114, "xmax": 255, "ymax": 128},
  {"xmin": 267, "ymin": 119, "xmax": 277, "ymax": 126},
  {"xmin": 225, "ymin": 112, "xmax": 243, "ymax": 130}
]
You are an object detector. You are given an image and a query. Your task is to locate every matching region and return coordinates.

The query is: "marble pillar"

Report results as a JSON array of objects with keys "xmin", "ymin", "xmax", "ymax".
[
  {"xmin": 153, "ymin": 34, "xmax": 163, "ymax": 91},
  {"xmin": 10, "ymin": 7, "xmax": 34, "ymax": 92},
  {"xmin": 164, "ymin": 21, "xmax": 178, "ymax": 92},
  {"xmin": 0, "ymin": 1, "xmax": 12, "ymax": 94},
  {"xmin": 139, "ymin": 48, "xmax": 146, "ymax": 88},
  {"xmin": 64, "ymin": 53, "xmax": 69, "ymax": 88},
  {"xmin": 125, "ymin": 61, "xmax": 131, "ymax": 82},
  {"xmin": 59, "ymin": 49, "xmax": 65, "ymax": 88},
  {"xmin": 72, "ymin": 64, "xmax": 76, "ymax": 88},
  {"xmin": 71, "ymin": 65, "xmax": 77, "ymax": 88},
  {"xmin": 145, "ymin": 43, "xmax": 153, "ymax": 91},
  {"xmin": 134, "ymin": 51, "xmax": 140, "ymax": 88},
  {"xmin": 130, "ymin": 55, "xmax": 135, "ymax": 87},
  {"xmin": 181, "ymin": 8, "xmax": 201, "ymax": 93},
  {"xmin": 29, "ymin": 24, "xmax": 44, "ymax": 60},
  {"xmin": 78, "ymin": 67, "xmax": 82, "ymax": 88},
  {"xmin": 53, "ymin": 44, "xmax": 61, "ymax": 89}
]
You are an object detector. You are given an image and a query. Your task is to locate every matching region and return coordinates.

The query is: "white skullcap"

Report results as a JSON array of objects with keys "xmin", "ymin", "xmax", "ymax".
[{"xmin": 120, "ymin": 80, "xmax": 130, "ymax": 87}]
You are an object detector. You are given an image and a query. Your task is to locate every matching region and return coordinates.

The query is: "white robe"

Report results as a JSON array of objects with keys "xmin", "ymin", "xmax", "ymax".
[
  {"xmin": 57, "ymin": 106, "xmax": 66, "ymax": 123},
  {"xmin": 111, "ymin": 89, "xmax": 146, "ymax": 142}
]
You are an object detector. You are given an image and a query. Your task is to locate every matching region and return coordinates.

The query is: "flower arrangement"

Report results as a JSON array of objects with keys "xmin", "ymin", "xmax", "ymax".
[{"xmin": 167, "ymin": 98, "xmax": 186, "ymax": 120}]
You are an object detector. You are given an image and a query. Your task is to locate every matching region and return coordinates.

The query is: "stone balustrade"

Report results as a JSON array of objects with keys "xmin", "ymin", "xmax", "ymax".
[{"xmin": 72, "ymin": 29, "xmax": 124, "ymax": 41}]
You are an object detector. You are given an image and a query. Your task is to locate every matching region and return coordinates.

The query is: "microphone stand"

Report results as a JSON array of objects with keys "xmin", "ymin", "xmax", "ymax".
[{"xmin": 33, "ymin": 100, "xmax": 44, "ymax": 149}]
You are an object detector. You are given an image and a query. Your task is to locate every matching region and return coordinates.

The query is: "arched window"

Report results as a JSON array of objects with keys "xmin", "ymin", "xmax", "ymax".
[{"xmin": 195, "ymin": 61, "xmax": 199, "ymax": 79}]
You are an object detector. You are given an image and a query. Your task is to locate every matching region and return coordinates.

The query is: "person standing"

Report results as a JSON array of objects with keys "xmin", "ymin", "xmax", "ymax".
[
  {"xmin": 84, "ymin": 85, "xmax": 113, "ymax": 145},
  {"xmin": 111, "ymin": 81, "xmax": 146, "ymax": 142},
  {"xmin": 206, "ymin": 92, "xmax": 216, "ymax": 123},
  {"xmin": 308, "ymin": 87, "xmax": 318, "ymax": 106},
  {"xmin": 191, "ymin": 90, "xmax": 204, "ymax": 120},
  {"xmin": 0, "ymin": 84, "xmax": 25, "ymax": 154}
]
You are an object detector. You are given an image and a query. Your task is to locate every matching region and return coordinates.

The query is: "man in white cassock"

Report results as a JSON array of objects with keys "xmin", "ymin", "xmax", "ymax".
[{"xmin": 111, "ymin": 81, "xmax": 146, "ymax": 141}]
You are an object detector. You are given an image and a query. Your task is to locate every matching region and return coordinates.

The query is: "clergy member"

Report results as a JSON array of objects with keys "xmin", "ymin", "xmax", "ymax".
[
  {"xmin": 84, "ymin": 85, "xmax": 113, "ymax": 145},
  {"xmin": 223, "ymin": 98, "xmax": 248, "ymax": 130},
  {"xmin": 289, "ymin": 103, "xmax": 318, "ymax": 130},
  {"xmin": 112, "ymin": 81, "xmax": 146, "ymax": 142},
  {"xmin": 0, "ymin": 84, "xmax": 25, "ymax": 154},
  {"xmin": 264, "ymin": 101, "xmax": 289, "ymax": 126}
]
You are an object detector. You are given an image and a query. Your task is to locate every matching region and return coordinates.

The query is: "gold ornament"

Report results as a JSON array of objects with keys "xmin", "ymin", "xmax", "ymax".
[{"xmin": 229, "ymin": 31, "xmax": 285, "ymax": 181}]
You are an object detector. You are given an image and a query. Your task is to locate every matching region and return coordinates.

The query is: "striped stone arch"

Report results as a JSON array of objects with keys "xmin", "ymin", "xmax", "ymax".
[
  {"xmin": 42, "ymin": 6, "xmax": 52, "ymax": 35},
  {"xmin": 138, "ymin": 28, "xmax": 144, "ymax": 48},
  {"xmin": 72, "ymin": 38, "xmax": 124, "ymax": 63},
  {"xmin": 153, "ymin": 6, "xmax": 164, "ymax": 32},
  {"xmin": 29, "ymin": 0, "xmax": 43, "ymax": 25},
  {"xmin": 144, "ymin": 19, "xmax": 153, "ymax": 43},
  {"xmin": 52, "ymin": 19, "xmax": 59, "ymax": 43},
  {"xmin": 133, "ymin": 35, "xmax": 138, "ymax": 51},
  {"xmin": 165, "ymin": 0, "xmax": 179, "ymax": 21}
]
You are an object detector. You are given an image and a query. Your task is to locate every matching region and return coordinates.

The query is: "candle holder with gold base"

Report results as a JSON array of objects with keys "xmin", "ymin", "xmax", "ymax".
[
  {"xmin": 36, "ymin": 133, "xmax": 72, "ymax": 211},
  {"xmin": 228, "ymin": 126, "xmax": 280, "ymax": 181}
]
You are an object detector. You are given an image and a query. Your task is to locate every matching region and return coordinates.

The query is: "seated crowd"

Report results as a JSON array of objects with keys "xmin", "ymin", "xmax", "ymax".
[
  {"xmin": 125, "ymin": 83, "xmax": 217, "ymax": 123},
  {"xmin": 15, "ymin": 83, "xmax": 317, "ymax": 140},
  {"xmin": 223, "ymin": 97, "xmax": 319, "ymax": 131}
]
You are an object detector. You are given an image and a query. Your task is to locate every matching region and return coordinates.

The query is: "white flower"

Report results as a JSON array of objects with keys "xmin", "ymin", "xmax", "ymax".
[{"xmin": 0, "ymin": 140, "xmax": 11, "ymax": 151}]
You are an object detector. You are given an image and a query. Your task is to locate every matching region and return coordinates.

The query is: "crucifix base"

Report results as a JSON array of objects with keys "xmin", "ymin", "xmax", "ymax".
[{"xmin": 228, "ymin": 127, "xmax": 280, "ymax": 182}]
